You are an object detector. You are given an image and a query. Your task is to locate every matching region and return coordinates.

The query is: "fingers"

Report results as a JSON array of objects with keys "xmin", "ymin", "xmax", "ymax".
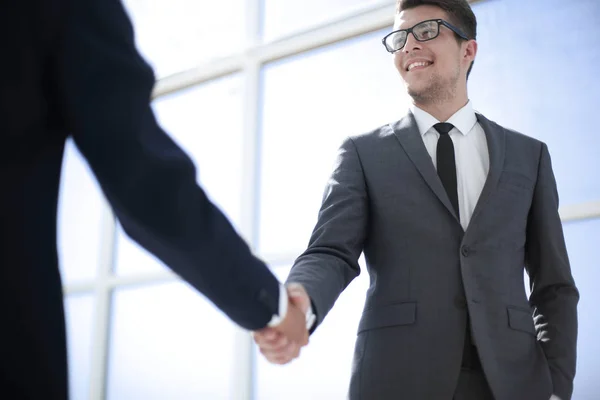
[
  {"xmin": 253, "ymin": 328, "xmax": 301, "ymax": 364},
  {"xmin": 253, "ymin": 328, "xmax": 288, "ymax": 351},
  {"xmin": 252, "ymin": 295, "xmax": 310, "ymax": 365},
  {"xmin": 259, "ymin": 339, "xmax": 301, "ymax": 364}
]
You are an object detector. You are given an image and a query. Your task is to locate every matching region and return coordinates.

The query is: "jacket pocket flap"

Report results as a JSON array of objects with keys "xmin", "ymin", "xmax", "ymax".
[
  {"xmin": 499, "ymin": 171, "xmax": 535, "ymax": 191},
  {"xmin": 507, "ymin": 306, "xmax": 535, "ymax": 335},
  {"xmin": 357, "ymin": 302, "xmax": 416, "ymax": 334}
]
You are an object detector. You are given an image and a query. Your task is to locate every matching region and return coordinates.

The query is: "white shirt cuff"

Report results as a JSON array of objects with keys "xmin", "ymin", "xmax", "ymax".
[
  {"xmin": 305, "ymin": 303, "xmax": 316, "ymax": 330},
  {"xmin": 267, "ymin": 284, "xmax": 288, "ymax": 328}
]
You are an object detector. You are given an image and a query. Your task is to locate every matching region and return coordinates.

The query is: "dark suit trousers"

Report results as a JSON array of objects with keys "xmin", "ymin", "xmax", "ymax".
[
  {"xmin": 453, "ymin": 369, "xmax": 494, "ymax": 400},
  {"xmin": 455, "ymin": 319, "xmax": 494, "ymax": 399}
]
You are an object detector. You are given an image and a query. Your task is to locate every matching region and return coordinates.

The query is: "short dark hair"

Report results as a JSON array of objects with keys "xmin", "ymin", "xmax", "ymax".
[{"xmin": 396, "ymin": 0, "xmax": 477, "ymax": 78}]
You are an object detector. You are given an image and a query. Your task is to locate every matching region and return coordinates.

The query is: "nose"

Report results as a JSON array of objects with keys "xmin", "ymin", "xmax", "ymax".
[{"xmin": 403, "ymin": 32, "xmax": 422, "ymax": 53}]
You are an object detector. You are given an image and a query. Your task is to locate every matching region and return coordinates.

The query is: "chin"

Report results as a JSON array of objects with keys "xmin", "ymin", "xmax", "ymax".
[
  {"xmin": 406, "ymin": 82, "xmax": 429, "ymax": 98},
  {"xmin": 405, "ymin": 74, "xmax": 430, "ymax": 90},
  {"xmin": 407, "ymin": 84, "xmax": 436, "ymax": 104}
]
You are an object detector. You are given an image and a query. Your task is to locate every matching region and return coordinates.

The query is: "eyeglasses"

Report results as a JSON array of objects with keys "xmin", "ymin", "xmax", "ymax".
[{"xmin": 382, "ymin": 19, "xmax": 469, "ymax": 53}]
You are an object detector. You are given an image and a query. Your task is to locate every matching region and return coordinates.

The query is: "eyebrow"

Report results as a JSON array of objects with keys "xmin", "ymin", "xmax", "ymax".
[
  {"xmin": 395, "ymin": 19, "xmax": 422, "ymax": 29},
  {"xmin": 395, "ymin": 17, "xmax": 444, "ymax": 29}
]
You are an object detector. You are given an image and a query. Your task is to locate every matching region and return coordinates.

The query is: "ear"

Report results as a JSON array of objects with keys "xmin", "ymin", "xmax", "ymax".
[{"xmin": 464, "ymin": 39, "xmax": 477, "ymax": 64}]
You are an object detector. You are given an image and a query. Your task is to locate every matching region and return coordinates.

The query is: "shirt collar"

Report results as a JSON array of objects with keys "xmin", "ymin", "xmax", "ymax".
[{"xmin": 410, "ymin": 100, "xmax": 477, "ymax": 136}]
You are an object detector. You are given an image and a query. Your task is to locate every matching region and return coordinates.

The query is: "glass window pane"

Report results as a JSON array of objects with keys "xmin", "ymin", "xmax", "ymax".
[
  {"xmin": 255, "ymin": 261, "xmax": 369, "ymax": 398},
  {"xmin": 57, "ymin": 139, "xmax": 105, "ymax": 283},
  {"xmin": 64, "ymin": 294, "xmax": 95, "ymax": 400},
  {"xmin": 113, "ymin": 223, "xmax": 166, "ymax": 275},
  {"xmin": 107, "ymin": 282, "xmax": 237, "ymax": 399},
  {"xmin": 122, "ymin": 0, "xmax": 245, "ymax": 77},
  {"xmin": 469, "ymin": 0, "xmax": 600, "ymax": 205},
  {"xmin": 563, "ymin": 218, "xmax": 600, "ymax": 399},
  {"xmin": 114, "ymin": 75, "xmax": 244, "ymax": 276},
  {"xmin": 258, "ymin": 31, "xmax": 409, "ymax": 256},
  {"xmin": 261, "ymin": 0, "xmax": 390, "ymax": 41}
]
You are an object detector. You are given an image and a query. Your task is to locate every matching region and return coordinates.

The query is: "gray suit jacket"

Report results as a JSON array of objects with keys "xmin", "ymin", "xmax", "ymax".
[{"xmin": 287, "ymin": 112, "xmax": 579, "ymax": 400}]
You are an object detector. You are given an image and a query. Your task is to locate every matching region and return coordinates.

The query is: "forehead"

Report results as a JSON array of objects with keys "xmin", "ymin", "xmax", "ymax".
[{"xmin": 394, "ymin": 5, "xmax": 449, "ymax": 29}]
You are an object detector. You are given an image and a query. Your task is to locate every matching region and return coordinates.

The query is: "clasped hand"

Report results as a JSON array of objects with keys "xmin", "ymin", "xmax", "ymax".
[{"xmin": 252, "ymin": 284, "xmax": 311, "ymax": 365}]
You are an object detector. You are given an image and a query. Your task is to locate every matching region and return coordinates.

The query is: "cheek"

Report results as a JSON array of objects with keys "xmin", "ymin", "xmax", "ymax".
[
  {"xmin": 393, "ymin": 53, "xmax": 404, "ymax": 74},
  {"xmin": 432, "ymin": 58, "xmax": 450, "ymax": 75},
  {"xmin": 436, "ymin": 53, "xmax": 460, "ymax": 74}
]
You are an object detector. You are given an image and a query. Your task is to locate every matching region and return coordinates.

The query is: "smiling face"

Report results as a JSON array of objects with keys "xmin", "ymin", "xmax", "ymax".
[{"xmin": 393, "ymin": 5, "xmax": 475, "ymax": 106}]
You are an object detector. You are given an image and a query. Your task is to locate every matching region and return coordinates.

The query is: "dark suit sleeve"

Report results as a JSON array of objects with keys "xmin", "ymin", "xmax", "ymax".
[
  {"xmin": 286, "ymin": 137, "xmax": 367, "ymax": 331},
  {"xmin": 53, "ymin": 0, "xmax": 280, "ymax": 330},
  {"xmin": 525, "ymin": 143, "xmax": 579, "ymax": 400}
]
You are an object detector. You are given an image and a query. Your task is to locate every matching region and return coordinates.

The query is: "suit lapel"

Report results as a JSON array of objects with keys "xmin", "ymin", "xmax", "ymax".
[
  {"xmin": 391, "ymin": 112, "xmax": 460, "ymax": 223},
  {"xmin": 466, "ymin": 113, "xmax": 506, "ymax": 229}
]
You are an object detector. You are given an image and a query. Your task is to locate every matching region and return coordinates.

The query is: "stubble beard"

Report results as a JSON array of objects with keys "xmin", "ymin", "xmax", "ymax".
[{"xmin": 407, "ymin": 67, "xmax": 460, "ymax": 106}]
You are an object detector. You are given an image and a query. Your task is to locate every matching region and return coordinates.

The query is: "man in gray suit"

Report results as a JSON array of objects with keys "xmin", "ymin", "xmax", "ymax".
[{"xmin": 253, "ymin": 0, "xmax": 578, "ymax": 399}]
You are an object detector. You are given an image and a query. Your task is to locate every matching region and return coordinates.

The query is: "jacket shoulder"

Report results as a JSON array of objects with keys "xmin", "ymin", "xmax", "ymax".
[
  {"xmin": 348, "ymin": 115, "xmax": 410, "ymax": 146},
  {"xmin": 477, "ymin": 113, "xmax": 545, "ymax": 150}
]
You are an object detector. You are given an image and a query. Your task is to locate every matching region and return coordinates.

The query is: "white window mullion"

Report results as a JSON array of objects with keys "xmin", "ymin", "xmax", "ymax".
[
  {"xmin": 87, "ymin": 200, "xmax": 117, "ymax": 400},
  {"xmin": 231, "ymin": 0, "xmax": 264, "ymax": 398}
]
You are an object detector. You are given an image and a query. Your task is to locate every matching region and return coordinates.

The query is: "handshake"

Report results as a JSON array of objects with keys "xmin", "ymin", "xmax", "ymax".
[{"xmin": 252, "ymin": 283, "xmax": 313, "ymax": 365}]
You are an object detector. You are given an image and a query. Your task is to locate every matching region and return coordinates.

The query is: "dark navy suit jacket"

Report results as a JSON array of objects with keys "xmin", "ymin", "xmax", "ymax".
[{"xmin": 0, "ymin": 0, "xmax": 279, "ymax": 398}]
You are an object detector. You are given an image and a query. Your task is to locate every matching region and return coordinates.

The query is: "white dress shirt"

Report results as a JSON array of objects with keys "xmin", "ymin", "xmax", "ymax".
[{"xmin": 411, "ymin": 100, "xmax": 489, "ymax": 231}]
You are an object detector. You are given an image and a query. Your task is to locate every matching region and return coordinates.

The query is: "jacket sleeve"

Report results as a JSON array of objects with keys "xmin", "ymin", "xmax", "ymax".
[
  {"xmin": 287, "ymin": 137, "xmax": 368, "ymax": 331},
  {"xmin": 53, "ymin": 0, "xmax": 280, "ymax": 330},
  {"xmin": 526, "ymin": 142, "xmax": 579, "ymax": 400}
]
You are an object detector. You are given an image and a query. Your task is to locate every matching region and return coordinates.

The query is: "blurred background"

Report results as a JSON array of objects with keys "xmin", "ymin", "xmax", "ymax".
[{"xmin": 58, "ymin": 0, "xmax": 600, "ymax": 399}]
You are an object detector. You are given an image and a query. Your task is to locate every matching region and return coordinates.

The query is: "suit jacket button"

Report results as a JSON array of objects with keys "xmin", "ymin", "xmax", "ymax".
[
  {"xmin": 461, "ymin": 246, "xmax": 470, "ymax": 257},
  {"xmin": 454, "ymin": 296, "xmax": 467, "ymax": 309}
]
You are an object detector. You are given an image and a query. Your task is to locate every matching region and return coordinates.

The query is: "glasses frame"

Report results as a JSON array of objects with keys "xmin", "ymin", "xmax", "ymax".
[{"xmin": 382, "ymin": 19, "xmax": 470, "ymax": 53}]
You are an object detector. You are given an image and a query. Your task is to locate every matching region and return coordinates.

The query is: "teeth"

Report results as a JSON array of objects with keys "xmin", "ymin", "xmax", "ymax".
[{"xmin": 408, "ymin": 61, "xmax": 431, "ymax": 71}]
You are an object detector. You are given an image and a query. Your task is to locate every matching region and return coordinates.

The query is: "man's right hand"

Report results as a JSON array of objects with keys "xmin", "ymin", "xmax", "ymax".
[{"xmin": 253, "ymin": 289, "xmax": 309, "ymax": 365}]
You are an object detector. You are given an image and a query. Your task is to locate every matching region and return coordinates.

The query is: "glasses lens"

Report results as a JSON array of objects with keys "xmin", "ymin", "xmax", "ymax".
[
  {"xmin": 385, "ymin": 31, "xmax": 407, "ymax": 52},
  {"xmin": 413, "ymin": 20, "xmax": 439, "ymax": 41}
]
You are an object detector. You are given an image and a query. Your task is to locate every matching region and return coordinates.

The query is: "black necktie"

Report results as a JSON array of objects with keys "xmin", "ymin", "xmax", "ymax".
[
  {"xmin": 434, "ymin": 122, "xmax": 459, "ymax": 218},
  {"xmin": 435, "ymin": 123, "xmax": 480, "ymax": 368}
]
